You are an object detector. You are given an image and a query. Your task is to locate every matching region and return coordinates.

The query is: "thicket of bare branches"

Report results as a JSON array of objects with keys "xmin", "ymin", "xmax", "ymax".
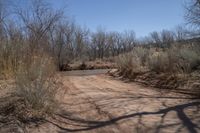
[
  {"xmin": 0, "ymin": 0, "xmax": 198, "ymax": 76},
  {"xmin": 1, "ymin": 0, "xmax": 194, "ymax": 75},
  {"xmin": 185, "ymin": 0, "xmax": 200, "ymax": 27}
]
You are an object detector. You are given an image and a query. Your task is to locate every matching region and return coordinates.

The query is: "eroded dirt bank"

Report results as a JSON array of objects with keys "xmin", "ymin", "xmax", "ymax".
[{"xmin": 1, "ymin": 70, "xmax": 200, "ymax": 133}]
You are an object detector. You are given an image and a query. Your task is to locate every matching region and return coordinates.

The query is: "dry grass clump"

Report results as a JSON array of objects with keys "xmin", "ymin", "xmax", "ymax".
[
  {"xmin": 117, "ymin": 53, "xmax": 141, "ymax": 76},
  {"xmin": 148, "ymin": 51, "xmax": 170, "ymax": 73},
  {"xmin": 15, "ymin": 55, "xmax": 61, "ymax": 117},
  {"xmin": 116, "ymin": 47, "xmax": 150, "ymax": 77},
  {"xmin": 133, "ymin": 47, "xmax": 150, "ymax": 66}
]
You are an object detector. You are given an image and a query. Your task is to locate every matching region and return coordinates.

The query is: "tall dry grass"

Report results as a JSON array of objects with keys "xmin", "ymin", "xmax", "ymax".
[
  {"xmin": 15, "ymin": 55, "xmax": 60, "ymax": 115},
  {"xmin": 116, "ymin": 47, "xmax": 149, "ymax": 75}
]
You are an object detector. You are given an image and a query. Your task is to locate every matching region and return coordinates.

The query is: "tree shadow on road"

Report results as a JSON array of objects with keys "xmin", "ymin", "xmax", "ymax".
[{"xmin": 45, "ymin": 95, "xmax": 200, "ymax": 133}]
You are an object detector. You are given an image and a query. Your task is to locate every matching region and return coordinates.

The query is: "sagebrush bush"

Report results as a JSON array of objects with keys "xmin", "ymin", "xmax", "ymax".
[
  {"xmin": 133, "ymin": 47, "xmax": 149, "ymax": 66},
  {"xmin": 117, "ymin": 53, "xmax": 133, "ymax": 73},
  {"xmin": 15, "ymin": 55, "xmax": 60, "ymax": 114},
  {"xmin": 116, "ymin": 47, "xmax": 148, "ymax": 75},
  {"xmin": 148, "ymin": 51, "xmax": 170, "ymax": 73},
  {"xmin": 177, "ymin": 48, "xmax": 200, "ymax": 73}
]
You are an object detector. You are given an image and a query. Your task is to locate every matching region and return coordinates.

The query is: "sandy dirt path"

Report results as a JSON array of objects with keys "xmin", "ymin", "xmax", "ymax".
[{"xmin": 28, "ymin": 70, "xmax": 200, "ymax": 133}]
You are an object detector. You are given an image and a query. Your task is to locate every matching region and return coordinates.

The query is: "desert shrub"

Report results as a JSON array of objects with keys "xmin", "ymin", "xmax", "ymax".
[
  {"xmin": 125, "ymin": 53, "xmax": 141, "ymax": 73},
  {"xmin": 117, "ymin": 53, "xmax": 131, "ymax": 74},
  {"xmin": 147, "ymin": 45, "xmax": 200, "ymax": 73},
  {"xmin": 133, "ymin": 47, "xmax": 149, "ymax": 66},
  {"xmin": 116, "ymin": 47, "xmax": 148, "ymax": 76},
  {"xmin": 117, "ymin": 44, "xmax": 200, "ymax": 75},
  {"xmin": 168, "ymin": 46, "xmax": 200, "ymax": 73},
  {"xmin": 177, "ymin": 48, "xmax": 200, "ymax": 73},
  {"xmin": 15, "ymin": 55, "xmax": 60, "ymax": 115},
  {"xmin": 148, "ymin": 51, "xmax": 170, "ymax": 73}
]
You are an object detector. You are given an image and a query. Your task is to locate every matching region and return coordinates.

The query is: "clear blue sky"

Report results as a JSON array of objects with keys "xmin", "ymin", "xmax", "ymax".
[{"xmin": 52, "ymin": 0, "xmax": 185, "ymax": 37}]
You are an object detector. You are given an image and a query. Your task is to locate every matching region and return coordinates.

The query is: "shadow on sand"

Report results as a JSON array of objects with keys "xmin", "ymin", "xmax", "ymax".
[{"xmin": 45, "ymin": 95, "xmax": 200, "ymax": 133}]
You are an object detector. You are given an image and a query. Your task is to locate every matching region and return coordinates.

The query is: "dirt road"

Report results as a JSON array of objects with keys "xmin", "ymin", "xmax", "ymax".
[{"xmin": 28, "ymin": 70, "xmax": 200, "ymax": 133}]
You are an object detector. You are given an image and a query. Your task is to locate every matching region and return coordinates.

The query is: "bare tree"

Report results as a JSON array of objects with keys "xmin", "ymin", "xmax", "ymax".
[
  {"xmin": 150, "ymin": 31, "xmax": 161, "ymax": 47},
  {"xmin": 6, "ymin": 21, "xmax": 25, "ymax": 70},
  {"xmin": 160, "ymin": 30, "xmax": 175, "ymax": 47},
  {"xmin": 0, "ymin": 0, "xmax": 9, "ymax": 40},
  {"xmin": 149, "ymin": 30, "xmax": 174, "ymax": 48},
  {"xmin": 53, "ymin": 23, "xmax": 67, "ymax": 70},
  {"xmin": 50, "ymin": 21, "xmax": 75, "ymax": 70},
  {"xmin": 184, "ymin": 0, "xmax": 200, "ymax": 38},
  {"xmin": 0, "ymin": 0, "xmax": 10, "ymax": 24},
  {"xmin": 91, "ymin": 29, "xmax": 108, "ymax": 59},
  {"xmin": 107, "ymin": 32, "xmax": 122, "ymax": 56},
  {"xmin": 15, "ymin": 0, "xmax": 63, "ymax": 54},
  {"xmin": 185, "ymin": 0, "xmax": 200, "ymax": 28},
  {"xmin": 174, "ymin": 25, "xmax": 188, "ymax": 41},
  {"xmin": 74, "ymin": 26, "xmax": 89, "ymax": 61},
  {"xmin": 121, "ymin": 31, "xmax": 136, "ymax": 52},
  {"xmin": 0, "ymin": 0, "xmax": 10, "ymax": 74}
]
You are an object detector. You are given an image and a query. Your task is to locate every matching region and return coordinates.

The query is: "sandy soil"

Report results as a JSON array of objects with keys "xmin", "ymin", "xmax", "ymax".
[
  {"xmin": 24, "ymin": 70, "xmax": 199, "ymax": 133},
  {"xmin": 1, "ymin": 70, "xmax": 200, "ymax": 133}
]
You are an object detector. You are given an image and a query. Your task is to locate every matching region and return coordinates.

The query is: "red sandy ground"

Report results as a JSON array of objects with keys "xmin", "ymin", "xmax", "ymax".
[{"xmin": 0, "ymin": 71, "xmax": 200, "ymax": 133}]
